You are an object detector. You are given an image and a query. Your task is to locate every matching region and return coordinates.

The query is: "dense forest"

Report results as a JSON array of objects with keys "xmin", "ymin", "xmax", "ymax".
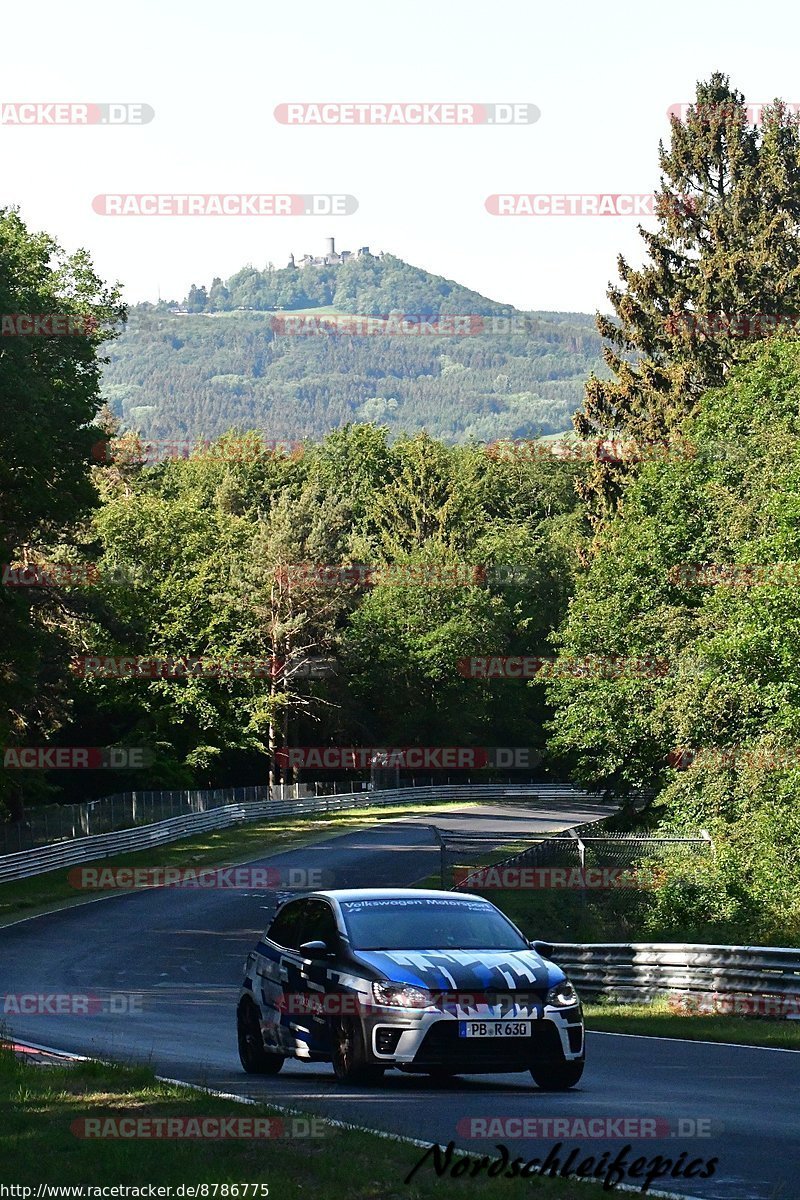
[
  {"xmin": 4, "ymin": 73, "xmax": 800, "ymax": 943},
  {"xmin": 100, "ymin": 257, "xmax": 606, "ymax": 444}
]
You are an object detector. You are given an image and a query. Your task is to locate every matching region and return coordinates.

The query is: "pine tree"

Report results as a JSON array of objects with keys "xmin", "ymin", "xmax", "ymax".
[{"xmin": 576, "ymin": 73, "xmax": 800, "ymax": 515}]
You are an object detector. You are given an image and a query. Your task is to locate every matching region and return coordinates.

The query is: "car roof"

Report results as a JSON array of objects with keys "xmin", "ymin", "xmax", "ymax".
[{"xmin": 308, "ymin": 888, "xmax": 494, "ymax": 904}]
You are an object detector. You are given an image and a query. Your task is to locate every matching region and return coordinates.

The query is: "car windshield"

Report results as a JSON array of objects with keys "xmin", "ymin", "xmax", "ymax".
[{"xmin": 339, "ymin": 897, "xmax": 529, "ymax": 951}]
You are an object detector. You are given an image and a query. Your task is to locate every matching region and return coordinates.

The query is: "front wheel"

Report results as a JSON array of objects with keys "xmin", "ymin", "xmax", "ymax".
[
  {"xmin": 238, "ymin": 1000, "xmax": 284, "ymax": 1075},
  {"xmin": 530, "ymin": 1058, "xmax": 584, "ymax": 1090},
  {"xmin": 331, "ymin": 1019, "xmax": 385, "ymax": 1084}
]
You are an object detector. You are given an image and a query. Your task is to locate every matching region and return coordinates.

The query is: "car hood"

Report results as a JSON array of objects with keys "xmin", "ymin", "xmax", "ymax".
[{"xmin": 352, "ymin": 947, "xmax": 562, "ymax": 992}]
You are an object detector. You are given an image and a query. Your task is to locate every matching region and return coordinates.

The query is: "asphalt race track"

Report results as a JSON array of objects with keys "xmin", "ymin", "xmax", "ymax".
[{"xmin": 2, "ymin": 802, "xmax": 798, "ymax": 1199}]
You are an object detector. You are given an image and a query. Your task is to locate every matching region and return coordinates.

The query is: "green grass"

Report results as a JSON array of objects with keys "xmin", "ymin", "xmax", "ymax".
[
  {"xmin": 0, "ymin": 799, "xmax": 475, "ymax": 925},
  {"xmin": 583, "ymin": 999, "xmax": 800, "ymax": 1050},
  {"xmin": 476, "ymin": 884, "xmax": 643, "ymax": 944},
  {"xmin": 412, "ymin": 844, "xmax": 539, "ymax": 893},
  {"xmin": 422, "ymin": 857, "xmax": 641, "ymax": 943},
  {"xmin": 1, "ymin": 1044, "xmax": 614, "ymax": 1195}
]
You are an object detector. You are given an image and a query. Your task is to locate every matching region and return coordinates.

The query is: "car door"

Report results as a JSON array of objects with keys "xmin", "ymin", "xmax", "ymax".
[
  {"xmin": 290, "ymin": 898, "xmax": 342, "ymax": 1055},
  {"xmin": 253, "ymin": 897, "xmax": 310, "ymax": 1055}
]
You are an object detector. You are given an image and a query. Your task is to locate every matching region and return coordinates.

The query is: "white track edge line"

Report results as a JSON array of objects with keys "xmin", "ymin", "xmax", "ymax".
[
  {"xmin": 587, "ymin": 1029, "xmax": 800, "ymax": 1052},
  {"xmin": 8, "ymin": 1037, "xmax": 707, "ymax": 1200}
]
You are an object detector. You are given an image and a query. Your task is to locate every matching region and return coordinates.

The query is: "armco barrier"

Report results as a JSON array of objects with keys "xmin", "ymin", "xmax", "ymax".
[
  {"xmin": 549, "ymin": 942, "xmax": 800, "ymax": 1013},
  {"xmin": 0, "ymin": 782, "xmax": 600, "ymax": 884}
]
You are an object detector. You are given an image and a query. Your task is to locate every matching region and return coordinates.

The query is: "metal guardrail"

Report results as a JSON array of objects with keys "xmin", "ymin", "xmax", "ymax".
[
  {"xmin": 549, "ymin": 942, "xmax": 800, "ymax": 1015},
  {"xmin": 0, "ymin": 781, "xmax": 371, "ymax": 854},
  {"xmin": 0, "ymin": 778, "xmax": 575, "ymax": 854},
  {"xmin": 0, "ymin": 782, "xmax": 592, "ymax": 884}
]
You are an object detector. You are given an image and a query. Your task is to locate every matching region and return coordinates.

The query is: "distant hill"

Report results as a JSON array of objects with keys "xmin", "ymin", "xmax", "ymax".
[{"xmin": 101, "ymin": 253, "xmax": 609, "ymax": 444}]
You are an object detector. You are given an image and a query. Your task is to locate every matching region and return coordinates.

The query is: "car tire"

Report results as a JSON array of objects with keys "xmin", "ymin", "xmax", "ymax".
[
  {"xmin": 331, "ymin": 1018, "xmax": 385, "ymax": 1084},
  {"xmin": 237, "ymin": 999, "xmax": 285, "ymax": 1075},
  {"xmin": 530, "ymin": 1057, "xmax": 584, "ymax": 1090}
]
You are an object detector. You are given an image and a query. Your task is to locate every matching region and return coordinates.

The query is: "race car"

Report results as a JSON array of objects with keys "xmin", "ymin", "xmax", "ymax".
[{"xmin": 237, "ymin": 888, "xmax": 584, "ymax": 1088}]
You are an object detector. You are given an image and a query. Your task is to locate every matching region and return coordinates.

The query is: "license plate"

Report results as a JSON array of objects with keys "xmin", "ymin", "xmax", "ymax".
[{"xmin": 458, "ymin": 1020, "xmax": 532, "ymax": 1038}]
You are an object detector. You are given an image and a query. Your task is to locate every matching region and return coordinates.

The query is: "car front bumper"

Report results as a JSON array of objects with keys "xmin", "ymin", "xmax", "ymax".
[{"xmin": 362, "ymin": 1002, "xmax": 584, "ymax": 1071}]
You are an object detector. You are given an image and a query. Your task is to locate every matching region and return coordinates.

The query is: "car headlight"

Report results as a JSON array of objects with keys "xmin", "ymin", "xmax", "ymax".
[
  {"xmin": 372, "ymin": 981, "xmax": 432, "ymax": 1009},
  {"xmin": 545, "ymin": 980, "xmax": 579, "ymax": 1008}
]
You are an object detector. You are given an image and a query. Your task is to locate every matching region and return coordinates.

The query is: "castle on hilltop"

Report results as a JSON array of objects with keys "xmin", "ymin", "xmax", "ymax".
[{"xmin": 287, "ymin": 238, "xmax": 376, "ymax": 269}]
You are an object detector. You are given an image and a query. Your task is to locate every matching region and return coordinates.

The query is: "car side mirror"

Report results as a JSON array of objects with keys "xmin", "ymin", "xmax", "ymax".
[
  {"xmin": 299, "ymin": 940, "xmax": 330, "ymax": 959},
  {"xmin": 530, "ymin": 940, "xmax": 554, "ymax": 958}
]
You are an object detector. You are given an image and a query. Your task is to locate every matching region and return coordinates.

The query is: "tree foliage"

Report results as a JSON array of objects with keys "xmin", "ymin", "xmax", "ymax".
[
  {"xmin": 549, "ymin": 339, "xmax": 800, "ymax": 940},
  {"xmin": 576, "ymin": 73, "xmax": 800, "ymax": 515},
  {"xmin": 0, "ymin": 209, "xmax": 123, "ymax": 817}
]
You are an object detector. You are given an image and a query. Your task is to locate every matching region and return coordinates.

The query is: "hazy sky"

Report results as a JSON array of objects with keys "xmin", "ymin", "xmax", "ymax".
[{"xmin": 3, "ymin": 0, "xmax": 799, "ymax": 313}]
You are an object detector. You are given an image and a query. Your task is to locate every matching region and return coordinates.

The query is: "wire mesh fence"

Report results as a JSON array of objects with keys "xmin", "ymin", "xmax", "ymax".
[{"xmin": 443, "ymin": 827, "xmax": 714, "ymax": 942}]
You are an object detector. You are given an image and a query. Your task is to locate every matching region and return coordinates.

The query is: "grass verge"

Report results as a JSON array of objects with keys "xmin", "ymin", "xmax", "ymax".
[
  {"xmin": 583, "ymin": 999, "xmax": 800, "ymax": 1050},
  {"xmin": 0, "ymin": 800, "xmax": 474, "ymax": 925},
  {"xmin": 3, "ymin": 1044, "xmax": 615, "ymax": 1196}
]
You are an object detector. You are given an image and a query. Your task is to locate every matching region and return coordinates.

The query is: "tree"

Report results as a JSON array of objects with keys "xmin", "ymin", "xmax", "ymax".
[
  {"xmin": 341, "ymin": 554, "xmax": 504, "ymax": 746},
  {"xmin": 372, "ymin": 434, "xmax": 484, "ymax": 554},
  {"xmin": 208, "ymin": 277, "xmax": 231, "ymax": 310},
  {"xmin": 575, "ymin": 73, "xmax": 800, "ymax": 516},
  {"xmin": 548, "ymin": 337, "xmax": 800, "ymax": 940},
  {"xmin": 66, "ymin": 425, "xmax": 584, "ymax": 793},
  {"xmin": 240, "ymin": 479, "xmax": 365, "ymax": 784},
  {"xmin": 186, "ymin": 284, "xmax": 207, "ymax": 312},
  {"xmin": 0, "ymin": 208, "xmax": 122, "ymax": 818},
  {"xmin": 83, "ymin": 434, "xmax": 303, "ymax": 790}
]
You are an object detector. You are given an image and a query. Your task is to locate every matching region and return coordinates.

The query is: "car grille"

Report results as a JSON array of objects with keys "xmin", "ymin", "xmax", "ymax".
[
  {"xmin": 412, "ymin": 1017, "xmax": 566, "ymax": 1070},
  {"xmin": 567, "ymin": 1024, "xmax": 583, "ymax": 1053}
]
